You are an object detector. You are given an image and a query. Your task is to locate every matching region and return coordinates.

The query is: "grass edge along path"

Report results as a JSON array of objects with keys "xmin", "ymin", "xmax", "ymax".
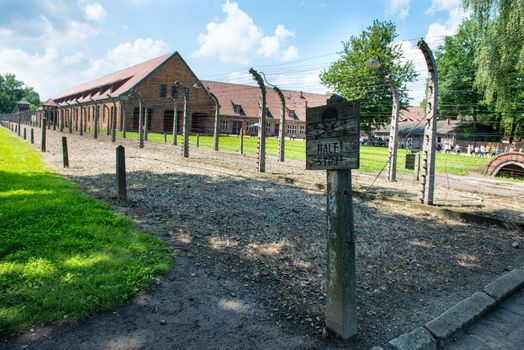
[
  {"xmin": 111, "ymin": 130, "xmax": 489, "ymax": 176},
  {"xmin": 0, "ymin": 127, "xmax": 172, "ymax": 337}
]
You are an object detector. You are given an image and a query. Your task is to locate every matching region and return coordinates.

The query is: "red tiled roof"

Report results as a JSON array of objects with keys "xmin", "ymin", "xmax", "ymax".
[
  {"xmin": 202, "ymin": 80, "xmax": 327, "ymax": 122},
  {"xmin": 53, "ymin": 52, "xmax": 174, "ymax": 103},
  {"xmin": 42, "ymin": 98, "xmax": 58, "ymax": 107},
  {"xmin": 399, "ymin": 106, "xmax": 425, "ymax": 121}
]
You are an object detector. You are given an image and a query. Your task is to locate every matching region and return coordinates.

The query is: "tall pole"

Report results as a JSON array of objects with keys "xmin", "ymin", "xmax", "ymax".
[
  {"xmin": 182, "ymin": 87, "xmax": 190, "ymax": 158},
  {"xmin": 41, "ymin": 118, "xmax": 47, "ymax": 152},
  {"xmin": 144, "ymin": 107, "xmax": 149, "ymax": 141},
  {"xmin": 136, "ymin": 92, "xmax": 145, "ymax": 148},
  {"xmin": 417, "ymin": 38, "xmax": 438, "ymax": 205},
  {"xmin": 274, "ymin": 85, "xmax": 286, "ymax": 162},
  {"xmin": 90, "ymin": 98, "xmax": 98, "ymax": 139},
  {"xmin": 67, "ymin": 103, "xmax": 73, "ymax": 134},
  {"xmin": 60, "ymin": 107, "xmax": 64, "ymax": 132},
  {"xmin": 210, "ymin": 92, "xmax": 220, "ymax": 151},
  {"xmin": 76, "ymin": 100, "xmax": 84, "ymax": 136},
  {"xmin": 118, "ymin": 96, "xmax": 127, "ymax": 138},
  {"xmin": 249, "ymin": 68, "xmax": 267, "ymax": 172},
  {"xmin": 386, "ymin": 75, "xmax": 400, "ymax": 182},
  {"xmin": 170, "ymin": 87, "xmax": 179, "ymax": 146},
  {"xmin": 108, "ymin": 95, "xmax": 117, "ymax": 142}
]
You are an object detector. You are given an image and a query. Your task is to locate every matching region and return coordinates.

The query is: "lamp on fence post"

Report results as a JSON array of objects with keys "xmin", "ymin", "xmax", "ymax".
[
  {"xmin": 193, "ymin": 81, "xmax": 220, "ymax": 151},
  {"xmin": 365, "ymin": 58, "xmax": 400, "ymax": 182}
]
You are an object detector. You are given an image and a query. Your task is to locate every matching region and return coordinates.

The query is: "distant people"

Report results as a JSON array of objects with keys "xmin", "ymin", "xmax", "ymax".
[
  {"xmin": 467, "ymin": 144, "xmax": 474, "ymax": 156},
  {"xmin": 455, "ymin": 144, "xmax": 461, "ymax": 155},
  {"xmin": 445, "ymin": 144, "xmax": 452, "ymax": 154},
  {"xmin": 474, "ymin": 146, "xmax": 479, "ymax": 156},
  {"xmin": 480, "ymin": 145, "xmax": 486, "ymax": 157},
  {"xmin": 485, "ymin": 145, "xmax": 491, "ymax": 157}
]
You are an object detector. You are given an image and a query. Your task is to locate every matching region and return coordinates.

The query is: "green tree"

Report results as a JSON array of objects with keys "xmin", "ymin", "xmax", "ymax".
[
  {"xmin": 463, "ymin": 0, "xmax": 524, "ymax": 143},
  {"xmin": 0, "ymin": 73, "xmax": 40, "ymax": 113},
  {"xmin": 436, "ymin": 20, "xmax": 484, "ymax": 119},
  {"xmin": 320, "ymin": 20, "xmax": 417, "ymax": 134}
]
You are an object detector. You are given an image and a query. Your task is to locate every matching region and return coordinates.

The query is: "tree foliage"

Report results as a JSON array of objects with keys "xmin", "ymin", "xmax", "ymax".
[
  {"xmin": 320, "ymin": 20, "xmax": 417, "ymax": 134},
  {"xmin": 0, "ymin": 73, "xmax": 40, "ymax": 114},
  {"xmin": 436, "ymin": 20, "xmax": 484, "ymax": 119},
  {"xmin": 462, "ymin": 0, "xmax": 524, "ymax": 142}
]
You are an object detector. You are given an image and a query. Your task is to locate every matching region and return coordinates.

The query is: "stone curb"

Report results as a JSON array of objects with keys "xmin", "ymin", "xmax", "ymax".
[
  {"xmin": 378, "ymin": 268, "xmax": 524, "ymax": 350},
  {"xmin": 424, "ymin": 291, "xmax": 496, "ymax": 346},
  {"xmin": 484, "ymin": 268, "xmax": 524, "ymax": 303}
]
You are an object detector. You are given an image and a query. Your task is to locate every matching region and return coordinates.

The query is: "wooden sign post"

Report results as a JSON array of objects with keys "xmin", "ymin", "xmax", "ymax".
[{"xmin": 306, "ymin": 96, "xmax": 360, "ymax": 340}]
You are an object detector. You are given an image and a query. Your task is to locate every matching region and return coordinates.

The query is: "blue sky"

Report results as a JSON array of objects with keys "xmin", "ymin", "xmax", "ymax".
[{"xmin": 0, "ymin": 0, "xmax": 467, "ymax": 103}]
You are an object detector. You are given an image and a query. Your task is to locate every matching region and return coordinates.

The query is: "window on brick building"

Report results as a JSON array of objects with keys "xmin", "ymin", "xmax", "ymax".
[
  {"xmin": 288, "ymin": 124, "xmax": 297, "ymax": 134},
  {"xmin": 299, "ymin": 125, "xmax": 305, "ymax": 134},
  {"xmin": 219, "ymin": 119, "xmax": 228, "ymax": 130},
  {"xmin": 160, "ymin": 84, "xmax": 167, "ymax": 97},
  {"xmin": 234, "ymin": 104, "xmax": 243, "ymax": 114},
  {"xmin": 265, "ymin": 122, "xmax": 271, "ymax": 133}
]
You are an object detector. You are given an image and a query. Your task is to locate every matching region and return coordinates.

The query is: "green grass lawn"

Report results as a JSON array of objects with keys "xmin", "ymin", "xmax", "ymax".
[
  {"xmin": 0, "ymin": 127, "xmax": 172, "ymax": 337},
  {"xmin": 110, "ymin": 130, "xmax": 489, "ymax": 175}
]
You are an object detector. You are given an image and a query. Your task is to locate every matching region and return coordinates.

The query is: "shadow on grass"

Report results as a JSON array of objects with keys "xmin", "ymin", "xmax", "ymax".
[{"xmin": 0, "ymin": 170, "xmax": 172, "ymax": 338}]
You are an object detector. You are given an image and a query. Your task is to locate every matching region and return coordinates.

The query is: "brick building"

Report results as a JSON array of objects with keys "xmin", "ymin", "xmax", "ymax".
[{"xmin": 38, "ymin": 52, "xmax": 327, "ymax": 139}]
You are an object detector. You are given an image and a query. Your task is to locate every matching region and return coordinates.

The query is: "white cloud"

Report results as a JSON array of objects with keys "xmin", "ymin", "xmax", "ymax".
[
  {"xmin": 426, "ymin": 0, "xmax": 461, "ymax": 14},
  {"xmin": 62, "ymin": 52, "xmax": 85, "ymax": 66},
  {"xmin": 386, "ymin": 0, "xmax": 411, "ymax": 20},
  {"xmin": 259, "ymin": 25, "xmax": 295, "ymax": 58},
  {"xmin": 81, "ymin": 38, "xmax": 168, "ymax": 80},
  {"xmin": 397, "ymin": 40, "xmax": 427, "ymax": 104},
  {"xmin": 194, "ymin": 1, "xmax": 298, "ymax": 63},
  {"xmin": 228, "ymin": 71, "xmax": 254, "ymax": 85},
  {"xmin": 425, "ymin": 6, "xmax": 467, "ymax": 48},
  {"xmin": 82, "ymin": 2, "xmax": 106, "ymax": 21}
]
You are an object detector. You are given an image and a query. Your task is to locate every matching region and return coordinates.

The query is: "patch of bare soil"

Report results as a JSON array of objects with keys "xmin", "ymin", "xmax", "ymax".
[{"xmin": 2, "ymin": 128, "xmax": 523, "ymax": 350}]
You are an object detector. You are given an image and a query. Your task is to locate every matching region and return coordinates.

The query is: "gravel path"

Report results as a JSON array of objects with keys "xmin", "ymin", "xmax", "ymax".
[{"xmin": 2, "ymin": 126, "xmax": 523, "ymax": 349}]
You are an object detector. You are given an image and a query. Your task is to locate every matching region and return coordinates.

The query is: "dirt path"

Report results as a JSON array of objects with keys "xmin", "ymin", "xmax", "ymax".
[{"xmin": 2, "ymin": 127, "xmax": 523, "ymax": 349}]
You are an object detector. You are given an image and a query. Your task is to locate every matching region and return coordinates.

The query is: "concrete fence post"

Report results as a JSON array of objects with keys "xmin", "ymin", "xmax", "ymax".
[
  {"xmin": 116, "ymin": 145, "xmax": 127, "ymax": 200},
  {"xmin": 30, "ymin": 128, "xmax": 34, "ymax": 144},
  {"xmin": 196, "ymin": 134, "xmax": 200, "ymax": 148},
  {"xmin": 414, "ymin": 153, "xmax": 421, "ymax": 181},
  {"xmin": 62, "ymin": 136, "xmax": 69, "ymax": 168},
  {"xmin": 249, "ymin": 68, "xmax": 267, "ymax": 172},
  {"xmin": 41, "ymin": 118, "xmax": 47, "ymax": 152},
  {"xmin": 60, "ymin": 109, "xmax": 64, "ymax": 132},
  {"xmin": 23, "ymin": 128, "xmax": 26, "ymax": 140},
  {"xmin": 182, "ymin": 87, "xmax": 190, "ymax": 158},
  {"xmin": 144, "ymin": 108, "xmax": 149, "ymax": 141},
  {"xmin": 240, "ymin": 128, "xmax": 244, "ymax": 155}
]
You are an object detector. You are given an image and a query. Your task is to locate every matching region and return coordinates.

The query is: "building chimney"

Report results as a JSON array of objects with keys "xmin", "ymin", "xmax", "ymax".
[{"xmin": 300, "ymin": 91, "xmax": 304, "ymax": 98}]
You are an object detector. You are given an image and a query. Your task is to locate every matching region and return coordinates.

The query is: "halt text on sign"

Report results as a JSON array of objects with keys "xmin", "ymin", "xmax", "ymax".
[{"xmin": 306, "ymin": 101, "xmax": 360, "ymax": 170}]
